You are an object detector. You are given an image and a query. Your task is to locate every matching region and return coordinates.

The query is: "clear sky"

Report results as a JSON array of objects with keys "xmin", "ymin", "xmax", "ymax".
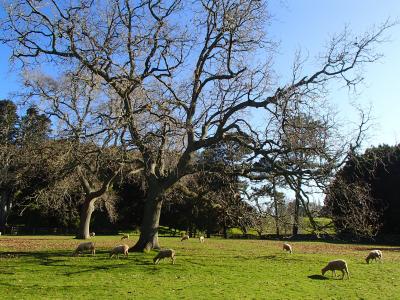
[
  {"xmin": 267, "ymin": 0, "xmax": 400, "ymax": 147},
  {"xmin": 0, "ymin": 0, "xmax": 399, "ymax": 147}
]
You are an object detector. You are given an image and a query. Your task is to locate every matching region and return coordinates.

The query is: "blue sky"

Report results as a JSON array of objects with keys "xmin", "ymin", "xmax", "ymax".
[
  {"xmin": 0, "ymin": 0, "xmax": 399, "ymax": 147},
  {"xmin": 267, "ymin": 0, "xmax": 400, "ymax": 147}
]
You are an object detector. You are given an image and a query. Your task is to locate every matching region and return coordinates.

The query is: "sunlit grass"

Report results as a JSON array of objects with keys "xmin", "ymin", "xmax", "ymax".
[{"xmin": 0, "ymin": 235, "xmax": 399, "ymax": 299}]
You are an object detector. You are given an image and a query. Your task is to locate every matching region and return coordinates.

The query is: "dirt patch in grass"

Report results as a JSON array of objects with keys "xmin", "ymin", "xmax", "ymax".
[
  {"xmin": 0, "ymin": 236, "xmax": 137, "ymax": 253},
  {"xmin": 277, "ymin": 241, "xmax": 399, "ymax": 255}
]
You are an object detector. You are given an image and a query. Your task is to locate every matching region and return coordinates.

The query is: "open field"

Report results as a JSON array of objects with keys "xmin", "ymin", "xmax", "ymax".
[{"xmin": 0, "ymin": 236, "xmax": 399, "ymax": 299}]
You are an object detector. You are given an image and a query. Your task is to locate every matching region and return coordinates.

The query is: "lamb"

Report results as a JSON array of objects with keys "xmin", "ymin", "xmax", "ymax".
[
  {"xmin": 199, "ymin": 236, "xmax": 205, "ymax": 243},
  {"xmin": 121, "ymin": 234, "xmax": 129, "ymax": 241},
  {"xmin": 365, "ymin": 250, "xmax": 383, "ymax": 264},
  {"xmin": 110, "ymin": 244, "xmax": 129, "ymax": 258},
  {"xmin": 321, "ymin": 259, "xmax": 349, "ymax": 279},
  {"xmin": 153, "ymin": 249, "xmax": 176, "ymax": 265},
  {"xmin": 72, "ymin": 241, "xmax": 96, "ymax": 256},
  {"xmin": 181, "ymin": 235, "xmax": 189, "ymax": 241},
  {"xmin": 90, "ymin": 232, "xmax": 95, "ymax": 237},
  {"xmin": 282, "ymin": 243, "xmax": 292, "ymax": 254}
]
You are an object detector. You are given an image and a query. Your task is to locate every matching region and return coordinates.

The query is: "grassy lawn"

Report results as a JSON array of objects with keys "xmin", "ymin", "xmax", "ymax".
[{"xmin": 0, "ymin": 235, "xmax": 399, "ymax": 299}]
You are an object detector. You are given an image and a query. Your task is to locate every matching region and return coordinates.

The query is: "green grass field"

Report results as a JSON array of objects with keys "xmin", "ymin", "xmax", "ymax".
[{"xmin": 0, "ymin": 235, "xmax": 399, "ymax": 299}]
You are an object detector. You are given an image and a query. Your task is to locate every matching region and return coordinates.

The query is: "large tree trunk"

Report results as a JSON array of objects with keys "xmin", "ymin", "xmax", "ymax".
[
  {"xmin": 292, "ymin": 177, "xmax": 302, "ymax": 236},
  {"xmin": 274, "ymin": 211, "xmax": 281, "ymax": 237},
  {"xmin": 222, "ymin": 223, "xmax": 228, "ymax": 239},
  {"xmin": 130, "ymin": 186, "xmax": 164, "ymax": 252},
  {"xmin": 0, "ymin": 189, "xmax": 12, "ymax": 231},
  {"xmin": 76, "ymin": 197, "xmax": 96, "ymax": 239},
  {"xmin": 272, "ymin": 179, "xmax": 280, "ymax": 237},
  {"xmin": 241, "ymin": 226, "xmax": 248, "ymax": 238},
  {"xmin": 292, "ymin": 210, "xmax": 299, "ymax": 235}
]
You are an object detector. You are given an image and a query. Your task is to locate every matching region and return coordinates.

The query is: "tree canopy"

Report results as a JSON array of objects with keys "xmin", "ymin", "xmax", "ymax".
[{"xmin": 326, "ymin": 144, "xmax": 400, "ymax": 237}]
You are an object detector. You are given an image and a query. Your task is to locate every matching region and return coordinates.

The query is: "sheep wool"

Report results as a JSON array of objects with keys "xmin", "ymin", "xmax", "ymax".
[
  {"xmin": 110, "ymin": 244, "xmax": 129, "ymax": 258},
  {"xmin": 73, "ymin": 242, "xmax": 96, "ymax": 256},
  {"xmin": 283, "ymin": 243, "xmax": 292, "ymax": 254},
  {"xmin": 321, "ymin": 259, "xmax": 349, "ymax": 279},
  {"xmin": 153, "ymin": 249, "xmax": 176, "ymax": 265},
  {"xmin": 366, "ymin": 250, "xmax": 383, "ymax": 264}
]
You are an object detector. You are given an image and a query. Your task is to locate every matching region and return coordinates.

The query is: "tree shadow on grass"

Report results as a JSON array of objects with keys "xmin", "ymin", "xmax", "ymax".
[
  {"xmin": 181, "ymin": 259, "xmax": 207, "ymax": 267},
  {"xmin": 0, "ymin": 250, "xmax": 174, "ymax": 276},
  {"xmin": 129, "ymin": 256, "xmax": 153, "ymax": 265},
  {"xmin": 63, "ymin": 264, "xmax": 124, "ymax": 276},
  {"xmin": 256, "ymin": 255, "xmax": 304, "ymax": 263},
  {"xmin": 308, "ymin": 274, "xmax": 328, "ymax": 280},
  {"xmin": 258, "ymin": 255, "xmax": 277, "ymax": 260},
  {"xmin": 0, "ymin": 282, "xmax": 18, "ymax": 288},
  {"xmin": 1, "ymin": 251, "xmax": 70, "ymax": 267},
  {"xmin": 0, "ymin": 269, "xmax": 15, "ymax": 275}
]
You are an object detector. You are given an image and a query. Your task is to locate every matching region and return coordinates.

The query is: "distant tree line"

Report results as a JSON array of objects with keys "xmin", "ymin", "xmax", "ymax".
[
  {"xmin": 0, "ymin": 100, "xmax": 317, "ymax": 238},
  {"xmin": 3, "ymin": 98, "xmax": 400, "ymax": 241},
  {"xmin": 0, "ymin": 100, "xmax": 265, "ymax": 236},
  {"xmin": 326, "ymin": 144, "xmax": 400, "ymax": 238}
]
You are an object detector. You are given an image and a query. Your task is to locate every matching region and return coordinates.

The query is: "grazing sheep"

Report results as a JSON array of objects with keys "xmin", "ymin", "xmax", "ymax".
[
  {"xmin": 321, "ymin": 259, "xmax": 349, "ymax": 279},
  {"xmin": 110, "ymin": 244, "xmax": 129, "ymax": 258},
  {"xmin": 72, "ymin": 242, "xmax": 96, "ymax": 256},
  {"xmin": 181, "ymin": 235, "xmax": 189, "ymax": 241},
  {"xmin": 90, "ymin": 232, "xmax": 95, "ymax": 237},
  {"xmin": 121, "ymin": 234, "xmax": 129, "ymax": 241},
  {"xmin": 199, "ymin": 236, "xmax": 205, "ymax": 243},
  {"xmin": 282, "ymin": 243, "xmax": 292, "ymax": 254},
  {"xmin": 366, "ymin": 250, "xmax": 383, "ymax": 264},
  {"xmin": 153, "ymin": 249, "xmax": 176, "ymax": 265}
]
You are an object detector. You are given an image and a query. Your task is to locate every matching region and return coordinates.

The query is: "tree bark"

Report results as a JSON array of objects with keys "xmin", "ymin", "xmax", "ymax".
[
  {"xmin": 75, "ymin": 167, "xmax": 119, "ymax": 239},
  {"xmin": 130, "ymin": 186, "xmax": 164, "ymax": 252},
  {"xmin": 299, "ymin": 195, "xmax": 319, "ymax": 236},
  {"xmin": 0, "ymin": 190, "xmax": 12, "ymax": 231},
  {"xmin": 292, "ymin": 177, "xmax": 302, "ymax": 236},
  {"xmin": 292, "ymin": 214, "xmax": 299, "ymax": 236},
  {"xmin": 76, "ymin": 197, "xmax": 96, "ymax": 239},
  {"xmin": 222, "ymin": 223, "xmax": 228, "ymax": 239},
  {"xmin": 241, "ymin": 226, "xmax": 248, "ymax": 238},
  {"xmin": 272, "ymin": 179, "xmax": 281, "ymax": 237}
]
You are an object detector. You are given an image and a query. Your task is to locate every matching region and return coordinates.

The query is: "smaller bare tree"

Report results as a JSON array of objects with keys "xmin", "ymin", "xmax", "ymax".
[{"xmin": 21, "ymin": 70, "xmax": 143, "ymax": 239}]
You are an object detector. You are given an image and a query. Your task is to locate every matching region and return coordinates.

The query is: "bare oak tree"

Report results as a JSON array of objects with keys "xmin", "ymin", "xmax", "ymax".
[
  {"xmin": 1, "ymin": 0, "xmax": 393, "ymax": 250},
  {"xmin": 21, "ymin": 71, "xmax": 139, "ymax": 239}
]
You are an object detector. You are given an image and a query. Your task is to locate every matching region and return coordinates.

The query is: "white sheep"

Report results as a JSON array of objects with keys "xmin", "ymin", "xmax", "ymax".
[
  {"xmin": 72, "ymin": 241, "xmax": 96, "ymax": 256},
  {"xmin": 90, "ymin": 232, "xmax": 95, "ymax": 237},
  {"xmin": 121, "ymin": 234, "xmax": 129, "ymax": 241},
  {"xmin": 153, "ymin": 249, "xmax": 176, "ymax": 264},
  {"xmin": 321, "ymin": 259, "xmax": 349, "ymax": 279},
  {"xmin": 181, "ymin": 235, "xmax": 189, "ymax": 241},
  {"xmin": 199, "ymin": 236, "xmax": 205, "ymax": 243},
  {"xmin": 365, "ymin": 250, "xmax": 382, "ymax": 264},
  {"xmin": 110, "ymin": 244, "xmax": 129, "ymax": 258},
  {"xmin": 282, "ymin": 243, "xmax": 292, "ymax": 254}
]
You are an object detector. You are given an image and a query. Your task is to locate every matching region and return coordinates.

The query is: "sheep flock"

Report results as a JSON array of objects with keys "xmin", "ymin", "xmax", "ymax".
[{"xmin": 66, "ymin": 234, "xmax": 385, "ymax": 280}]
